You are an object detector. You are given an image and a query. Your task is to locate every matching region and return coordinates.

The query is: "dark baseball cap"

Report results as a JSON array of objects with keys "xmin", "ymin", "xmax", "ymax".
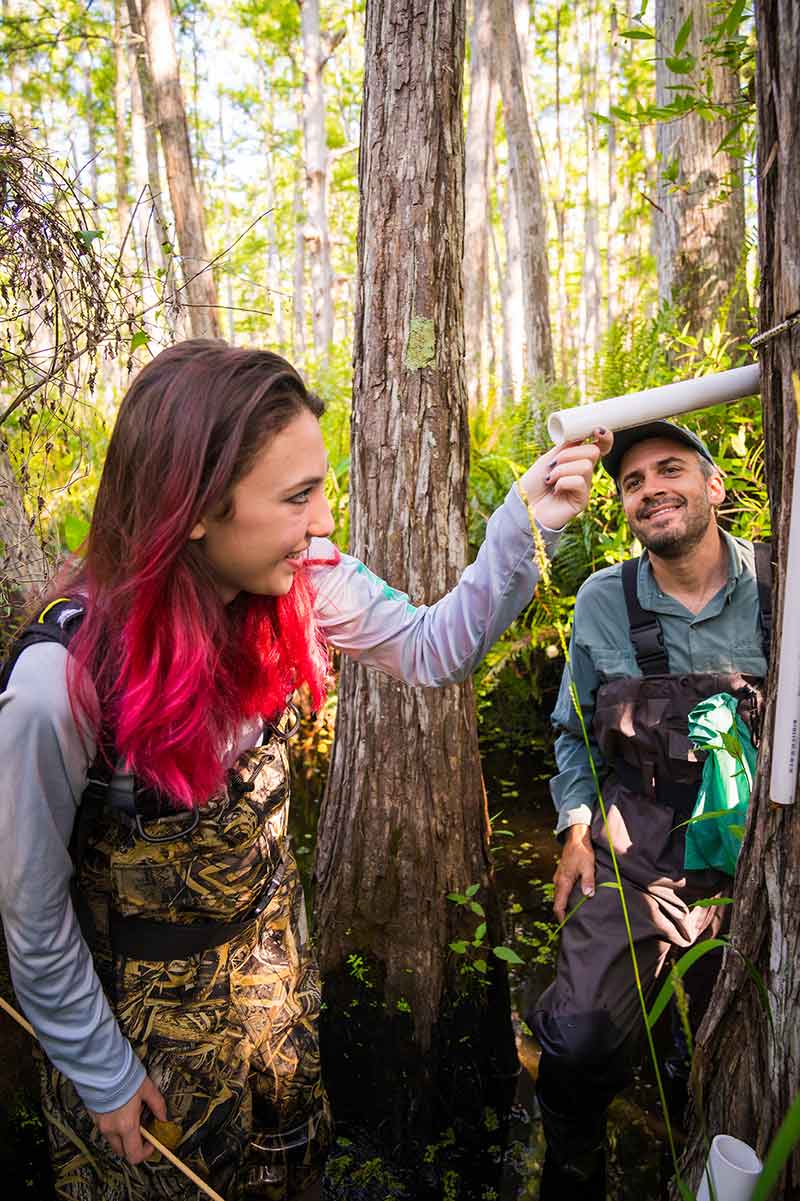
[{"xmin": 602, "ymin": 420, "xmax": 717, "ymax": 483}]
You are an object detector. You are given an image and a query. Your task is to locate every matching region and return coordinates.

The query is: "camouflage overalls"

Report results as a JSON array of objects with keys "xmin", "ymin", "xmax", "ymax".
[{"xmin": 38, "ymin": 708, "xmax": 331, "ymax": 1201}]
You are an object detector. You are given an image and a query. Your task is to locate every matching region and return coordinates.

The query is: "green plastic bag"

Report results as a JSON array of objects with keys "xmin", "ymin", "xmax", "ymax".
[{"xmin": 684, "ymin": 692, "xmax": 757, "ymax": 877}]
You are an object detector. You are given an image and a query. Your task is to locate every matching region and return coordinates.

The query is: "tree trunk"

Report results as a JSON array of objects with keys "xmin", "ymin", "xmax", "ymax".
[
  {"xmin": 299, "ymin": 0, "xmax": 334, "ymax": 358},
  {"xmin": 0, "ymin": 448, "xmax": 47, "ymax": 644},
  {"xmin": 496, "ymin": 143, "xmax": 525, "ymax": 405},
  {"xmin": 677, "ymin": 4, "xmax": 800, "ymax": 1196},
  {"xmin": 114, "ymin": 0, "xmax": 131, "ymax": 250},
  {"xmin": 578, "ymin": 0, "xmax": 601, "ymax": 397},
  {"xmin": 655, "ymin": 0, "xmax": 748, "ymax": 343},
  {"xmin": 140, "ymin": 0, "xmax": 219, "ymax": 338},
  {"xmin": 127, "ymin": 0, "xmax": 178, "ymax": 331},
  {"xmin": 607, "ymin": 2, "xmax": 619, "ymax": 332},
  {"xmin": 315, "ymin": 0, "xmax": 517, "ymax": 1172},
  {"xmin": 490, "ymin": 0, "xmax": 554, "ymax": 387},
  {"xmin": 292, "ymin": 164, "xmax": 307, "ymax": 362},
  {"xmin": 463, "ymin": 0, "xmax": 495, "ymax": 411}
]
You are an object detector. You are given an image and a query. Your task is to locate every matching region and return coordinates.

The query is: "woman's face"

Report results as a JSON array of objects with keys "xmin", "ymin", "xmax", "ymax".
[{"xmin": 190, "ymin": 407, "xmax": 334, "ymax": 601}]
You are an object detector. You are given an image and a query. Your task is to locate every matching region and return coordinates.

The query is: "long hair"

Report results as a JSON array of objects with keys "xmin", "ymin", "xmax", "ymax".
[{"xmin": 55, "ymin": 340, "xmax": 330, "ymax": 807}]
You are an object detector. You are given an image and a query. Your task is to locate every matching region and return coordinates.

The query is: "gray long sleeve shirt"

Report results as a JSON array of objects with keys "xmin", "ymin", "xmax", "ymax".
[
  {"xmin": 0, "ymin": 486, "xmax": 555, "ymax": 1114},
  {"xmin": 550, "ymin": 531, "xmax": 768, "ymax": 836}
]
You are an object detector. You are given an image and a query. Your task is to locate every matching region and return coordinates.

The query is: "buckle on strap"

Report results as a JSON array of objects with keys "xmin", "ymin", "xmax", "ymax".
[
  {"xmin": 135, "ymin": 804, "xmax": 199, "ymax": 844},
  {"xmin": 266, "ymin": 701, "xmax": 301, "ymax": 742}
]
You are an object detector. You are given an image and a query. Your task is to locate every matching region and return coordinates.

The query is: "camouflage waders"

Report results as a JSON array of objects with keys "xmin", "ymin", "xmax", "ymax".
[{"xmin": 39, "ymin": 714, "xmax": 332, "ymax": 1201}]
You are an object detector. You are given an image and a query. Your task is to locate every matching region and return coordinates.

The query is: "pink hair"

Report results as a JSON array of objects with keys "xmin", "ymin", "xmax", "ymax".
[{"xmin": 54, "ymin": 340, "xmax": 332, "ymax": 808}]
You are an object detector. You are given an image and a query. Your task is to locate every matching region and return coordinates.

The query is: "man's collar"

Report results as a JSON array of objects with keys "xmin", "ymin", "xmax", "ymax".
[{"xmin": 637, "ymin": 527, "xmax": 741, "ymax": 610}]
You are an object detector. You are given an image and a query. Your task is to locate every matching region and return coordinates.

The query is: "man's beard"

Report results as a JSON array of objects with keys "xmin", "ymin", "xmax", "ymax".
[{"xmin": 629, "ymin": 494, "xmax": 713, "ymax": 559}]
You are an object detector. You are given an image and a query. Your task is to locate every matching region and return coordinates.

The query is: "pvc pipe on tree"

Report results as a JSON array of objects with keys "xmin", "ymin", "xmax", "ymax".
[
  {"xmin": 769, "ymin": 374, "xmax": 800, "ymax": 807},
  {"xmin": 547, "ymin": 363, "xmax": 761, "ymax": 443}
]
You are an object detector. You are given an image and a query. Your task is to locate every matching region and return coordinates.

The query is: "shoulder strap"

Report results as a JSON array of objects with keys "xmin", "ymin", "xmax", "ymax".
[
  {"xmin": 0, "ymin": 597, "xmax": 85, "ymax": 692},
  {"xmin": 753, "ymin": 541, "xmax": 773, "ymax": 665},
  {"xmin": 621, "ymin": 556, "xmax": 669, "ymax": 676}
]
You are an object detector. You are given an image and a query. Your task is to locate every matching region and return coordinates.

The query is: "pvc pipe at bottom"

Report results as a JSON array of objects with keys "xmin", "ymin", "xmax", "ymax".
[{"xmin": 695, "ymin": 1134, "xmax": 762, "ymax": 1201}]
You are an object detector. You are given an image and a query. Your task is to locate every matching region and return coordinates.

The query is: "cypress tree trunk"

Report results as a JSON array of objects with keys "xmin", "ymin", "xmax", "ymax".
[
  {"xmin": 490, "ymin": 0, "xmax": 554, "ymax": 387},
  {"xmin": 463, "ymin": 0, "xmax": 495, "ymax": 411},
  {"xmin": 677, "ymin": 3, "xmax": 800, "ymax": 1196},
  {"xmin": 299, "ymin": 0, "xmax": 335, "ymax": 359},
  {"xmin": 315, "ymin": 0, "xmax": 517, "ymax": 1177},
  {"xmin": 140, "ymin": 0, "xmax": 219, "ymax": 337},
  {"xmin": 655, "ymin": 0, "xmax": 749, "ymax": 342}
]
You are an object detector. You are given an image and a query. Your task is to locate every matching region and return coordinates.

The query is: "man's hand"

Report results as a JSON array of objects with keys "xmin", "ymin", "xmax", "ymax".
[
  {"xmin": 553, "ymin": 823, "xmax": 596, "ymax": 923},
  {"xmin": 89, "ymin": 1074, "xmax": 167, "ymax": 1165},
  {"xmin": 519, "ymin": 429, "xmax": 613, "ymax": 532}
]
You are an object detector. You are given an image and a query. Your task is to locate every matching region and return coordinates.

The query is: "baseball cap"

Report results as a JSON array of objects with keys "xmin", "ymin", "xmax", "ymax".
[{"xmin": 602, "ymin": 420, "xmax": 717, "ymax": 483}]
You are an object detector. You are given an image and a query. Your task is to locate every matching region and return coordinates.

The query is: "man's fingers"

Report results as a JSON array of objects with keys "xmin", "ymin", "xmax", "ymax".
[{"xmin": 553, "ymin": 869, "xmax": 576, "ymax": 923}]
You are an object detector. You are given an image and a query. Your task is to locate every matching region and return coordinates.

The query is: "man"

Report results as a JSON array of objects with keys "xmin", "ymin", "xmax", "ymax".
[{"xmin": 530, "ymin": 421, "xmax": 771, "ymax": 1200}]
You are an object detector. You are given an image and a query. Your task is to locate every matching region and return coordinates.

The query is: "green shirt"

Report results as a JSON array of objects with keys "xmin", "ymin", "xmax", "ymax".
[{"xmin": 550, "ymin": 531, "xmax": 767, "ymax": 835}]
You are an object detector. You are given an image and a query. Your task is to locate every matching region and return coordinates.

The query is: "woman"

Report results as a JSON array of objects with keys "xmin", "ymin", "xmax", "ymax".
[{"xmin": 0, "ymin": 340, "xmax": 609, "ymax": 1200}]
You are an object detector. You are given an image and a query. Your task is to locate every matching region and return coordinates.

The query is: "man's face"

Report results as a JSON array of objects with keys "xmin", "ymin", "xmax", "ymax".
[{"xmin": 618, "ymin": 437, "xmax": 725, "ymax": 559}]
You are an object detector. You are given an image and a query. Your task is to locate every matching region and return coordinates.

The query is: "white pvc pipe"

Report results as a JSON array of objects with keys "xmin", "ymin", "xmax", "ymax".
[
  {"xmin": 547, "ymin": 364, "xmax": 761, "ymax": 444},
  {"xmin": 769, "ymin": 381, "xmax": 800, "ymax": 806},
  {"xmin": 695, "ymin": 1134, "xmax": 762, "ymax": 1201}
]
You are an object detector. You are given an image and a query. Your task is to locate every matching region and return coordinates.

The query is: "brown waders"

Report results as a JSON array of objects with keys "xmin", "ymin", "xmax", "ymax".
[
  {"xmin": 530, "ymin": 554, "xmax": 769, "ymax": 1201},
  {"xmin": 38, "ymin": 706, "xmax": 332, "ymax": 1201}
]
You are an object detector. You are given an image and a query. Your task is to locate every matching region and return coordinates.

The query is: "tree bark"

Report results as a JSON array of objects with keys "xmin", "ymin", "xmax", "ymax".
[
  {"xmin": 655, "ymin": 0, "xmax": 749, "ymax": 343},
  {"xmin": 315, "ymin": 0, "xmax": 517, "ymax": 1167},
  {"xmin": 0, "ymin": 447, "xmax": 47, "ymax": 644},
  {"xmin": 463, "ymin": 0, "xmax": 495, "ymax": 411},
  {"xmin": 127, "ymin": 0, "xmax": 171, "ymax": 291},
  {"xmin": 490, "ymin": 0, "xmax": 554, "ymax": 386},
  {"xmin": 139, "ymin": 0, "xmax": 219, "ymax": 337},
  {"xmin": 678, "ymin": 4, "xmax": 800, "ymax": 1196},
  {"xmin": 298, "ymin": 0, "xmax": 334, "ymax": 358},
  {"xmin": 114, "ymin": 0, "xmax": 131, "ymax": 250},
  {"xmin": 578, "ymin": 0, "xmax": 601, "ymax": 397},
  {"xmin": 496, "ymin": 142, "xmax": 525, "ymax": 405},
  {"xmin": 292, "ymin": 164, "xmax": 306, "ymax": 362}
]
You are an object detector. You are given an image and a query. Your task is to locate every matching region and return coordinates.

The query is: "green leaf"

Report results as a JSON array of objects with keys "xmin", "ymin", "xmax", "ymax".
[
  {"xmin": 689, "ymin": 897, "xmax": 734, "ymax": 909},
  {"xmin": 465, "ymin": 883, "xmax": 480, "ymax": 898},
  {"xmin": 447, "ymin": 892, "xmax": 468, "ymax": 905},
  {"xmin": 473, "ymin": 959, "xmax": 487, "ymax": 974},
  {"xmin": 469, "ymin": 901, "xmax": 485, "ymax": 917},
  {"xmin": 474, "ymin": 922, "xmax": 487, "ymax": 943},
  {"xmin": 610, "ymin": 104, "xmax": 634, "ymax": 122},
  {"xmin": 723, "ymin": 0, "xmax": 748, "ymax": 38},
  {"xmin": 748, "ymin": 1088, "xmax": 800, "ymax": 1201},
  {"xmin": 620, "ymin": 27, "xmax": 654, "ymax": 39},
  {"xmin": 64, "ymin": 513, "xmax": 89, "ymax": 552},
  {"xmin": 449, "ymin": 941, "xmax": 468, "ymax": 955},
  {"xmin": 647, "ymin": 939, "xmax": 728, "ymax": 1029},
  {"xmin": 76, "ymin": 229, "xmax": 103, "ymax": 247},
  {"xmin": 493, "ymin": 946, "xmax": 525, "ymax": 965},
  {"xmin": 673, "ymin": 13, "xmax": 693, "ymax": 55},
  {"xmin": 130, "ymin": 330, "xmax": 149, "ymax": 352},
  {"xmin": 665, "ymin": 54, "xmax": 696, "ymax": 74}
]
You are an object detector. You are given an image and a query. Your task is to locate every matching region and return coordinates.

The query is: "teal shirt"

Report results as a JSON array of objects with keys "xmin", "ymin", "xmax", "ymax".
[{"xmin": 550, "ymin": 531, "xmax": 767, "ymax": 835}]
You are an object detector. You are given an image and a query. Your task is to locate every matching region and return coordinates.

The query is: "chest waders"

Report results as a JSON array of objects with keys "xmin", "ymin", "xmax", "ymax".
[
  {"xmin": 2, "ymin": 602, "xmax": 332, "ymax": 1201},
  {"xmin": 529, "ymin": 547, "xmax": 771, "ymax": 1201}
]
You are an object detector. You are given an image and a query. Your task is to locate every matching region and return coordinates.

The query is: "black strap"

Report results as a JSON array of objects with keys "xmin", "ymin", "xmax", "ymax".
[
  {"xmin": 0, "ymin": 597, "xmax": 85, "ymax": 692},
  {"xmin": 107, "ymin": 857, "xmax": 285, "ymax": 960},
  {"xmin": 621, "ymin": 557, "xmax": 669, "ymax": 675},
  {"xmin": 753, "ymin": 541, "xmax": 773, "ymax": 664}
]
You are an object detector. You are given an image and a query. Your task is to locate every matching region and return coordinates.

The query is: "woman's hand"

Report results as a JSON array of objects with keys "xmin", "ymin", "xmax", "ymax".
[
  {"xmin": 519, "ymin": 428, "xmax": 613, "ymax": 531},
  {"xmin": 89, "ymin": 1074, "xmax": 167, "ymax": 1165}
]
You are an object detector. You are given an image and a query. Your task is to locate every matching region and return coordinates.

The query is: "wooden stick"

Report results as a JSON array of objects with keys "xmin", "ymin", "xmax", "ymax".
[{"xmin": 0, "ymin": 994, "xmax": 226, "ymax": 1201}]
